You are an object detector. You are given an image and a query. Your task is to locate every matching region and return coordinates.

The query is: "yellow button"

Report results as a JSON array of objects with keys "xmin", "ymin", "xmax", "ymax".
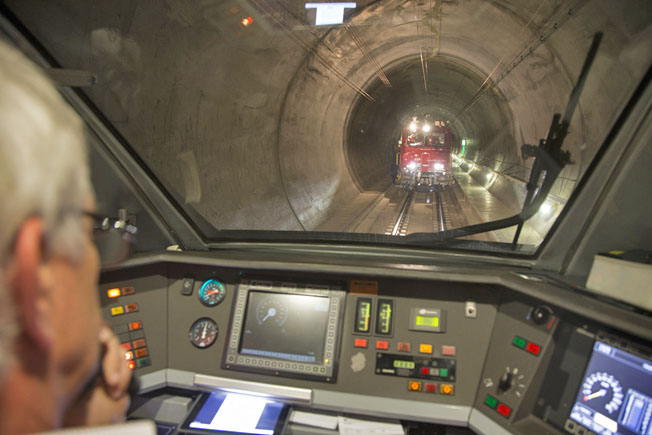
[
  {"xmin": 107, "ymin": 288, "xmax": 121, "ymax": 298},
  {"xmin": 110, "ymin": 306, "xmax": 125, "ymax": 316},
  {"xmin": 408, "ymin": 381, "xmax": 422, "ymax": 391},
  {"xmin": 441, "ymin": 384, "xmax": 454, "ymax": 395},
  {"xmin": 419, "ymin": 344, "xmax": 433, "ymax": 354}
]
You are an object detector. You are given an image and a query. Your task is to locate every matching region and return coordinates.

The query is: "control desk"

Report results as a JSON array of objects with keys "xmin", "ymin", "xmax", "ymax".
[{"xmin": 99, "ymin": 252, "xmax": 652, "ymax": 435}]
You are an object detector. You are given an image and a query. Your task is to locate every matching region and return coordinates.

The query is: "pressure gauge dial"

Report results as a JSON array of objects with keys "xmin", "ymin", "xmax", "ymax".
[
  {"xmin": 189, "ymin": 318, "xmax": 218, "ymax": 348},
  {"xmin": 199, "ymin": 279, "xmax": 226, "ymax": 307}
]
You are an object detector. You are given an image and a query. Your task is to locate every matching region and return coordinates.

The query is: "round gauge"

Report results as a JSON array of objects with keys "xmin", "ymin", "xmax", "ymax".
[
  {"xmin": 198, "ymin": 279, "xmax": 226, "ymax": 307},
  {"xmin": 581, "ymin": 371, "xmax": 624, "ymax": 414},
  {"xmin": 255, "ymin": 297, "xmax": 288, "ymax": 327},
  {"xmin": 189, "ymin": 318, "xmax": 218, "ymax": 348}
]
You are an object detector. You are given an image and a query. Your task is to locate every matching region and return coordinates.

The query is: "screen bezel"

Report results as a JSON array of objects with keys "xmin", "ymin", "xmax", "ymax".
[
  {"xmin": 222, "ymin": 279, "xmax": 346, "ymax": 383},
  {"xmin": 180, "ymin": 392, "xmax": 290, "ymax": 435}
]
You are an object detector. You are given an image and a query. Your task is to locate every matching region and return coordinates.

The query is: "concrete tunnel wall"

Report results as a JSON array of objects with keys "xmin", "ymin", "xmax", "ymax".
[{"xmin": 7, "ymin": 0, "xmax": 651, "ymax": 234}]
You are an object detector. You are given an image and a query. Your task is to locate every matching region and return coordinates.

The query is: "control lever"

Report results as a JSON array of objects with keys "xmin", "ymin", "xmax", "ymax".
[{"xmin": 498, "ymin": 370, "xmax": 513, "ymax": 392}]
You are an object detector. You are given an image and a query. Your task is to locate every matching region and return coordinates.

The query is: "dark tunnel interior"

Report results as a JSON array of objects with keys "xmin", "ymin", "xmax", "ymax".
[{"xmin": 4, "ymin": 0, "xmax": 651, "ymax": 235}]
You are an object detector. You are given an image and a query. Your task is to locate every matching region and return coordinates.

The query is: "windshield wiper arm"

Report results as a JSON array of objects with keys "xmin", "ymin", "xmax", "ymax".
[
  {"xmin": 406, "ymin": 32, "xmax": 603, "ymax": 246},
  {"xmin": 512, "ymin": 31, "xmax": 603, "ymax": 247}
]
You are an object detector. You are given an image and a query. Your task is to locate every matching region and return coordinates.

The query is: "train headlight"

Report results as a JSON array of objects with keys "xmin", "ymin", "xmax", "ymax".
[
  {"xmin": 407, "ymin": 162, "xmax": 418, "ymax": 170},
  {"xmin": 422, "ymin": 124, "xmax": 432, "ymax": 133},
  {"xmin": 409, "ymin": 122, "xmax": 417, "ymax": 132},
  {"xmin": 434, "ymin": 162, "xmax": 444, "ymax": 171}
]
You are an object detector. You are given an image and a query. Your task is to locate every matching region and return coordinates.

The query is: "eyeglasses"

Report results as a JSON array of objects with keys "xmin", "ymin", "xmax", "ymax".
[{"xmin": 82, "ymin": 211, "xmax": 137, "ymax": 267}]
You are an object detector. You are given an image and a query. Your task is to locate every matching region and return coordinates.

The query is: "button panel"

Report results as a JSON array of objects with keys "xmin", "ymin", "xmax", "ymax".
[
  {"xmin": 376, "ymin": 353, "xmax": 456, "ymax": 382},
  {"xmin": 513, "ymin": 335, "xmax": 542, "ymax": 356},
  {"xmin": 407, "ymin": 380, "xmax": 453, "ymax": 395},
  {"xmin": 484, "ymin": 395, "xmax": 511, "ymax": 419}
]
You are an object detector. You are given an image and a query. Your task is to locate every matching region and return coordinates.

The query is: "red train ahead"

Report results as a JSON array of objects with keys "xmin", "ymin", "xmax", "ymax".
[{"xmin": 395, "ymin": 118, "xmax": 454, "ymax": 189}]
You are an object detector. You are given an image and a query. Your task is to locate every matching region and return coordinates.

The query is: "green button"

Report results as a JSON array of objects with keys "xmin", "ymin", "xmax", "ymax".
[
  {"xmin": 513, "ymin": 336, "xmax": 526, "ymax": 348},
  {"xmin": 485, "ymin": 395, "xmax": 498, "ymax": 409},
  {"xmin": 440, "ymin": 368, "xmax": 448, "ymax": 377},
  {"xmin": 136, "ymin": 356, "xmax": 151, "ymax": 368}
]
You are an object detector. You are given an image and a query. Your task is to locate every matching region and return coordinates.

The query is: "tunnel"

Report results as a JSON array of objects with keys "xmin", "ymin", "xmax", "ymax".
[{"xmin": 6, "ymin": 0, "xmax": 651, "ymax": 234}]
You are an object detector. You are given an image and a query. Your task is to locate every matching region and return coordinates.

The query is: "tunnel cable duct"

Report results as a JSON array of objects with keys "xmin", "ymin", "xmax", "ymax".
[
  {"xmin": 343, "ymin": 22, "xmax": 391, "ymax": 87},
  {"xmin": 251, "ymin": 0, "xmax": 374, "ymax": 102},
  {"xmin": 457, "ymin": 0, "xmax": 590, "ymax": 117},
  {"xmin": 402, "ymin": 32, "xmax": 602, "ymax": 247}
]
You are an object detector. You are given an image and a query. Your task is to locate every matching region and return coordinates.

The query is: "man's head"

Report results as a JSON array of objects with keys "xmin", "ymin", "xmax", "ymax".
[{"xmin": 0, "ymin": 39, "xmax": 101, "ymax": 414}]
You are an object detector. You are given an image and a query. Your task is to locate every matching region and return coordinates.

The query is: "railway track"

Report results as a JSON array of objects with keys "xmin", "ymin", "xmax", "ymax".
[{"xmin": 385, "ymin": 183, "xmax": 468, "ymax": 236}]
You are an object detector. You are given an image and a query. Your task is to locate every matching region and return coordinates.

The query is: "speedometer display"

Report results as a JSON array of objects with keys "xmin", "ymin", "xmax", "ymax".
[{"xmin": 199, "ymin": 279, "xmax": 226, "ymax": 307}]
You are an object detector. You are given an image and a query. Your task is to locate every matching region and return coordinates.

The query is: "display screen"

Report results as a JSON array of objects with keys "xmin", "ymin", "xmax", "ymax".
[
  {"xmin": 355, "ymin": 298, "xmax": 372, "ymax": 333},
  {"xmin": 393, "ymin": 360, "xmax": 415, "ymax": 369},
  {"xmin": 570, "ymin": 341, "xmax": 652, "ymax": 435},
  {"xmin": 184, "ymin": 392, "xmax": 287, "ymax": 434},
  {"xmin": 416, "ymin": 315, "xmax": 439, "ymax": 327},
  {"xmin": 240, "ymin": 291, "xmax": 330, "ymax": 363}
]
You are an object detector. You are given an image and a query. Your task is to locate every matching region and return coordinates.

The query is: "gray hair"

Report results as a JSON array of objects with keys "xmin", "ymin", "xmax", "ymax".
[{"xmin": 0, "ymin": 40, "xmax": 92, "ymax": 375}]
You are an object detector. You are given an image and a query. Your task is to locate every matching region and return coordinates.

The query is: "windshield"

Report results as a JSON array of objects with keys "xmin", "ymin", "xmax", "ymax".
[{"xmin": 4, "ymin": 1, "xmax": 651, "ymax": 254}]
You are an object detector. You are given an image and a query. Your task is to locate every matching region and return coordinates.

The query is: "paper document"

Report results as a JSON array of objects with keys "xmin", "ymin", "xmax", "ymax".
[
  {"xmin": 289, "ymin": 410, "xmax": 339, "ymax": 430},
  {"xmin": 337, "ymin": 416, "xmax": 404, "ymax": 435}
]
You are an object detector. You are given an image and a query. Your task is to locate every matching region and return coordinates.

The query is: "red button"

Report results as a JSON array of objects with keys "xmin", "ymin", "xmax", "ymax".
[
  {"xmin": 354, "ymin": 338, "xmax": 368, "ymax": 348},
  {"xmin": 128, "ymin": 361, "xmax": 135, "ymax": 370},
  {"xmin": 497, "ymin": 403, "xmax": 511, "ymax": 418},
  {"xmin": 442, "ymin": 345, "xmax": 456, "ymax": 356},
  {"xmin": 135, "ymin": 348, "xmax": 149, "ymax": 358},
  {"xmin": 121, "ymin": 342, "xmax": 132, "ymax": 351},
  {"xmin": 526, "ymin": 342, "xmax": 541, "ymax": 355},
  {"xmin": 424, "ymin": 383, "xmax": 436, "ymax": 393},
  {"xmin": 421, "ymin": 367, "xmax": 429, "ymax": 376},
  {"xmin": 132, "ymin": 339, "xmax": 146, "ymax": 349},
  {"xmin": 376, "ymin": 340, "xmax": 389, "ymax": 350},
  {"xmin": 125, "ymin": 303, "xmax": 139, "ymax": 313},
  {"xmin": 129, "ymin": 321, "xmax": 142, "ymax": 331},
  {"xmin": 397, "ymin": 342, "xmax": 411, "ymax": 352}
]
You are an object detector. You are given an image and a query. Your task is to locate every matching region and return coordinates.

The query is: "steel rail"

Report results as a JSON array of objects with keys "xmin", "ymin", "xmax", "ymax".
[{"xmin": 391, "ymin": 190, "xmax": 414, "ymax": 236}]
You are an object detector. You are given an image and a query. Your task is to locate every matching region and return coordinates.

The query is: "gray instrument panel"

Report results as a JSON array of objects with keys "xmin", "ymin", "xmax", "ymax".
[{"xmin": 98, "ymin": 259, "xmax": 650, "ymax": 434}]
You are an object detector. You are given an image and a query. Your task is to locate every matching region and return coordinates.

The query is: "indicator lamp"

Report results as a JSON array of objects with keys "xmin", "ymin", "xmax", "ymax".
[{"xmin": 107, "ymin": 288, "xmax": 121, "ymax": 298}]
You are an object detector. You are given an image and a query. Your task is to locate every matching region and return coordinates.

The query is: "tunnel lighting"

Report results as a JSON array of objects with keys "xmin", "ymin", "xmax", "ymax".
[
  {"xmin": 486, "ymin": 172, "xmax": 498, "ymax": 187},
  {"xmin": 422, "ymin": 124, "xmax": 432, "ymax": 133},
  {"xmin": 305, "ymin": 3, "xmax": 356, "ymax": 26},
  {"xmin": 409, "ymin": 122, "xmax": 417, "ymax": 132},
  {"xmin": 539, "ymin": 202, "xmax": 553, "ymax": 216},
  {"xmin": 241, "ymin": 16, "xmax": 253, "ymax": 26},
  {"xmin": 462, "ymin": 139, "xmax": 466, "ymax": 146}
]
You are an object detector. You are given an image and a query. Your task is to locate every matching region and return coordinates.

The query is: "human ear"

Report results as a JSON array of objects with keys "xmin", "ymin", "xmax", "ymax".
[{"xmin": 9, "ymin": 217, "xmax": 55, "ymax": 351}]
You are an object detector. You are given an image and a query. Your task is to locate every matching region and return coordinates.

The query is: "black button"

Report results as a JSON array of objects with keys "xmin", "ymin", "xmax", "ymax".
[{"xmin": 181, "ymin": 277, "xmax": 195, "ymax": 295}]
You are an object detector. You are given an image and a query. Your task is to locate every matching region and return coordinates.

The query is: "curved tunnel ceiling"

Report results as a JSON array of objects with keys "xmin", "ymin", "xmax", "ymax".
[{"xmin": 6, "ymin": 0, "xmax": 652, "ymax": 233}]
